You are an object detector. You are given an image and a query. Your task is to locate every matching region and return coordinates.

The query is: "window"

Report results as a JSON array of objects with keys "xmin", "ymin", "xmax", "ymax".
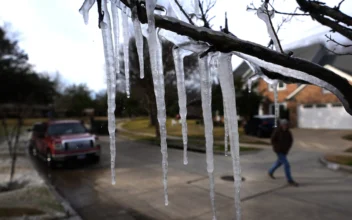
[
  {"xmin": 332, "ymin": 103, "xmax": 343, "ymax": 107},
  {"xmin": 316, "ymin": 104, "xmax": 327, "ymax": 108},
  {"xmin": 269, "ymin": 81, "xmax": 286, "ymax": 91},
  {"xmin": 322, "ymin": 88, "xmax": 331, "ymax": 94},
  {"xmin": 303, "ymin": 104, "xmax": 313, "ymax": 108},
  {"xmin": 47, "ymin": 123, "xmax": 87, "ymax": 136}
]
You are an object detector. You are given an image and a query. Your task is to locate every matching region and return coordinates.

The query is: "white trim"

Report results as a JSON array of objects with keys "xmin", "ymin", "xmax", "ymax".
[
  {"xmin": 268, "ymin": 81, "xmax": 286, "ymax": 91},
  {"xmin": 324, "ymin": 65, "xmax": 352, "ymax": 82},
  {"xmin": 286, "ymin": 84, "xmax": 307, "ymax": 100}
]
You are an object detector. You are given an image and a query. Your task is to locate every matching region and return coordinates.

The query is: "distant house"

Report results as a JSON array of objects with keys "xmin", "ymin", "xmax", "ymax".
[{"xmin": 233, "ymin": 43, "xmax": 352, "ymax": 130}]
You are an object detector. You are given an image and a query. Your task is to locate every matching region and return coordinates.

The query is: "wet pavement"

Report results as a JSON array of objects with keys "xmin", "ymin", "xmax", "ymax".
[{"xmin": 31, "ymin": 136, "xmax": 352, "ymax": 220}]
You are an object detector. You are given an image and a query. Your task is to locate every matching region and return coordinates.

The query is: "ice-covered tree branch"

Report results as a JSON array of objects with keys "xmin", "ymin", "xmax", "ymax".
[{"xmin": 118, "ymin": 0, "xmax": 352, "ymax": 114}]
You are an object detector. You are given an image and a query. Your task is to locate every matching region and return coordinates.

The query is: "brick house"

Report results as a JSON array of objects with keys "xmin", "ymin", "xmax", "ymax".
[{"xmin": 233, "ymin": 43, "xmax": 352, "ymax": 129}]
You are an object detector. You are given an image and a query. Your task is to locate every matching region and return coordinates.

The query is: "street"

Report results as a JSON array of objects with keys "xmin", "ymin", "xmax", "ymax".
[{"xmin": 32, "ymin": 136, "xmax": 352, "ymax": 220}]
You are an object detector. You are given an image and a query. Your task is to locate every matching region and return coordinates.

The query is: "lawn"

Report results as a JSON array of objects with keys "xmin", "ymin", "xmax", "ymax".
[
  {"xmin": 324, "ymin": 154, "xmax": 352, "ymax": 166},
  {"xmin": 119, "ymin": 131, "xmax": 260, "ymax": 153},
  {"xmin": 121, "ymin": 118, "xmax": 270, "ymax": 145}
]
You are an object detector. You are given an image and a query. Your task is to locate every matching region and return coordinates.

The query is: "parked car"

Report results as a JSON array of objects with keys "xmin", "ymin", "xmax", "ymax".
[
  {"xmin": 28, "ymin": 120, "xmax": 101, "ymax": 167},
  {"xmin": 244, "ymin": 115, "xmax": 276, "ymax": 138}
]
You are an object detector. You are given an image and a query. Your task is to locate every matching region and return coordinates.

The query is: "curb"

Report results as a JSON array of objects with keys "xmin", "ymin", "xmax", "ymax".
[
  {"xmin": 319, "ymin": 156, "xmax": 352, "ymax": 173},
  {"xmin": 28, "ymin": 152, "xmax": 82, "ymax": 220}
]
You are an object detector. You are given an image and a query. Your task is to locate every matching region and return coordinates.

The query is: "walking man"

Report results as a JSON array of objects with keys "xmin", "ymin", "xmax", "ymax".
[{"xmin": 268, "ymin": 119, "xmax": 299, "ymax": 186}]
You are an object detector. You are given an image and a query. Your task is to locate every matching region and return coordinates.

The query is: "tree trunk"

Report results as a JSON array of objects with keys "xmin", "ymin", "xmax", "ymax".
[
  {"xmin": 147, "ymin": 94, "xmax": 160, "ymax": 138},
  {"xmin": 9, "ymin": 117, "xmax": 22, "ymax": 184}
]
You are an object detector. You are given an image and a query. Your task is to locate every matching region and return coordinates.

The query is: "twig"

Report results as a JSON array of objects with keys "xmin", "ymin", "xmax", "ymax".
[
  {"xmin": 325, "ymin": 34, "xmax": 352, "ymax": 47},
  {"xmin": 247, "ymin": 5, "xmax": 308, "ymax": 16},
  {"xmin": 198, "ymin": 0, "xmax": 211, "ymax": 28},
  {"xmin": 335, "ymin": 0, "xmax": 345, "ymax": 10},
  {"xmin": 325, "ymin": 46, "xmax": 352, "ymax": 56},
  {"xmin": 263, "ymin": 3, "xmax": 284, "ymax": 53},
  {"xmin": 174, "ymin": 0, "xmax": 195, "ymax": 25}
]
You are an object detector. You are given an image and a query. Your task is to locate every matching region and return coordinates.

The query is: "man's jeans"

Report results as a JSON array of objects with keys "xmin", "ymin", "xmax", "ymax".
[{"xmin": 269, "ymin": 153, "xmax": 293, "ymax": 182}]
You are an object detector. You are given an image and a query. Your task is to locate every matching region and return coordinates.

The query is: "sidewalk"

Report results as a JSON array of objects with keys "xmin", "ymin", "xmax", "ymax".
[{"xmin": 0, "ymin": 137, "xmax": 81, "ymax": 219}]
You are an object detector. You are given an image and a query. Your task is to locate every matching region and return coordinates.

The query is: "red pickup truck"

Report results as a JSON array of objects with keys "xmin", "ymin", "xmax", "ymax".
[{"xmin": 28, "ymin": 120, "xmax": 100, "ymax": 167}]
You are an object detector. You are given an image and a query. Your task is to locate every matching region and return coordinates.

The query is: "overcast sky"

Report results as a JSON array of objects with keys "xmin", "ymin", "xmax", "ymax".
[{"xmin": 0, "ymin": 0, "xmax": 351, "ymax": 92}]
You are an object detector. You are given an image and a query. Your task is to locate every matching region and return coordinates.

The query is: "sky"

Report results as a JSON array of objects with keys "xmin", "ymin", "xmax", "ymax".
[{"xmin": 0, "ymin": 0, "xmax": 351, "ymax": 92}]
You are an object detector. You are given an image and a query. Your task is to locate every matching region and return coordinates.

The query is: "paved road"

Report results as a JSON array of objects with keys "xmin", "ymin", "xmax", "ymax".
[{"xmin": 33, "ymin": 137, "xmax": 352, "ymax": 220}]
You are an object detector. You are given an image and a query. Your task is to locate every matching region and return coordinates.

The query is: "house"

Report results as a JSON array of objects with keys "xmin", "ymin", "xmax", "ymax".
[{"xmin": 233, "ymin": 43, "xmax": 352, "ymax": 130}]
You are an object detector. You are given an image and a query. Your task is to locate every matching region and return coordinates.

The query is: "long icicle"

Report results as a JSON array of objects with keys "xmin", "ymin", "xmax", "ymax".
[
  {"xmin": 122, "ymin": 7, "xmax": 130, "ymax": 98},
  {"xmin": 223, "ymin": 99, "xmax": 229, "ymax": 156},
  {"xmin": 131, "ymin": 1, "xmax": 145, "ymax": 79},
  {"xmin": 172, "ymin": 47, "xmax": 189, "ymax": 165},
  {"xmin": 199, "ymin": 56, "xmax": 217, "ymax": 220},
  {"xmin": 218, "ymin": 53, "xmax": 241, "ymax": 220},
  {"xmin": 273, "ymin": 81, "xmax": 279, "ymax": 127},
  {"xmin": 100, "ymin": 0, "xmax": 116, "ymax": 185},
  {"xmin": 146, "ymin": 0, "xmax": 169, "ymax": 206},
  {"xmin": 110, "ymin": 1, "xmax": 120, "ymax": 83}
]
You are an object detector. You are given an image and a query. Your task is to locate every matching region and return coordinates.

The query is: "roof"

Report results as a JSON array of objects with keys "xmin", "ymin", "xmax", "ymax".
[{"xmin": 233, "ymin": 43, "xmax": 325, "ymax": 79}]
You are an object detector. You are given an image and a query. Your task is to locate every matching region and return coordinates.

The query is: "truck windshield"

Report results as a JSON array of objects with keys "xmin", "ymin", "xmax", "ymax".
[{"xmin": 47, "ymin": 123, "xmax": 87, "ymax": 136}]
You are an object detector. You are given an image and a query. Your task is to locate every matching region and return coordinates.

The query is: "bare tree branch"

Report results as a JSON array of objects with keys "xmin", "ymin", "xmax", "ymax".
[
  {"xmin": 198, "ymin": 0, "xmax": 211, "ymax": 28},
  {"xmin": 262, "ymin": 3, "xmax": 284, "ymax": 53},
  {"xmin": 325, "ymin": 34, "xmax": 352, "ymax": 47},
  {"xmin": 174, "ymin": 0, "xmax": 195, "ymax": 26},
  {"xmin": 247, "ymin": 5, "xmax": 308, "ymax": 16},
  {"xmin": 336, "ymin": 0, "xmax": 345, "ymax": 10},
  {"xmin": 311, "ymin": 13, "xmax": 352, "ymax": 40},
  {"xmin": 325, "ymin": 46, "xmax": 352, "ymax": 56},
  {"xmin": 296, "ymin": 0, "xmax": 352, "ymax": 27}
]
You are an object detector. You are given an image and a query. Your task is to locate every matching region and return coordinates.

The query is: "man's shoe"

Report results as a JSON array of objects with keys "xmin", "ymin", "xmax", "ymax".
[
  {"xmin": 268, "ymin": 172, "xmax": 275, "ymax": 179},
  {"xmin": 288, "ymin": 180, "xmax": 299, "ymax": 187}
]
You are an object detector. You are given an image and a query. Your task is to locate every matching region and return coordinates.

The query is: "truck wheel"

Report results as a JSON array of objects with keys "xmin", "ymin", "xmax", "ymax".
[
  {"xmin": 256, "ymin": 129, "xmax": 263, "ymax": 138},
  {"xmin": 46, "ymin": 151, "xmax": 56, "ymax": 168},
  {"xmin": 93, "ymin": 155, "xmax": 100, "ymax": 164}
]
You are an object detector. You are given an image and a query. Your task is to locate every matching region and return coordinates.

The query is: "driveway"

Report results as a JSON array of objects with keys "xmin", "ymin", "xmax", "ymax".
[
  {"xmin": 31, "ymin": 136, "xmax": 352, "ymax": 220},
  {"xmin": 291, "ymin": 128, "xmax": 352, "ymax": 152}
]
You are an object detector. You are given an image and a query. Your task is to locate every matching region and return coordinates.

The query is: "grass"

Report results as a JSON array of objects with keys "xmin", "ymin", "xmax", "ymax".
[
  {"xmin": 325, "ymin": 154, "xmax": 352, "ymax": 166},
  {"xmin": 119, "ymin": 131, "xmax": 260, "ymax": 153},
  {"xmin": 0, "ymin": 207, "xmax": 45, "ymax": 217},
  {"xmin": 121, "ymin": 118, "xmax": 270, "ymax": 145}
]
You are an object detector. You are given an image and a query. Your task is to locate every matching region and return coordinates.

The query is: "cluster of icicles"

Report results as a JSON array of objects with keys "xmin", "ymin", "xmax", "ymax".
[{"xmin": 79, "ymin": 1, "xmax": 301, "ymax": 219}]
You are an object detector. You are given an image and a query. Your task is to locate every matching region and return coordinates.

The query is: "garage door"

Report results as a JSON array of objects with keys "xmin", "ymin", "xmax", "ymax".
[{"xmin": 298, "ymin": 103, "xmax": 352, "ymax": 129}]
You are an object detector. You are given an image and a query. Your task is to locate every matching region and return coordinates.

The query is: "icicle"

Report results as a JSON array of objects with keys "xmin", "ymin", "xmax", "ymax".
[
  {"xmin": 272, "ymin": 81, "xmax": 279, "ymax": 127},
  {"xmin": 122, "ymin": 7, "xmax": 130, "ymax": 98},
  {"xmin": 218, "ymin": 53, "xmax": 241, "ymax": 220},
  {"xmin": 100, "ymin": 0, "xmax": 116, "ymax": 185},
  {"xmin": 110, "ymin": 1, "xmax": 120, "ymax": 81},
  {"xmin": 146, "ymin": 0, "xmax": 169, "ymax": 206},
  {"xmin": 172, "ymin": 47, "xmax": 191, "ymax": 165},
  {"xmin": 79, "ymin": 0, "xmax": 96, "ymax": 25},
  {"xmin": 131, "ymin": 2, "xmax": 144, "ymax": 79},
  {"xmin": 199, "ymin": 56, "xmax": 217, "ymax": 220},
  {"xmin": 223, "ymin": 100, "xmax": 229, "ymax": 156},
  {"xmin": 257, "ymin": 3, "xmax": 283, "ymax": 53}
]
